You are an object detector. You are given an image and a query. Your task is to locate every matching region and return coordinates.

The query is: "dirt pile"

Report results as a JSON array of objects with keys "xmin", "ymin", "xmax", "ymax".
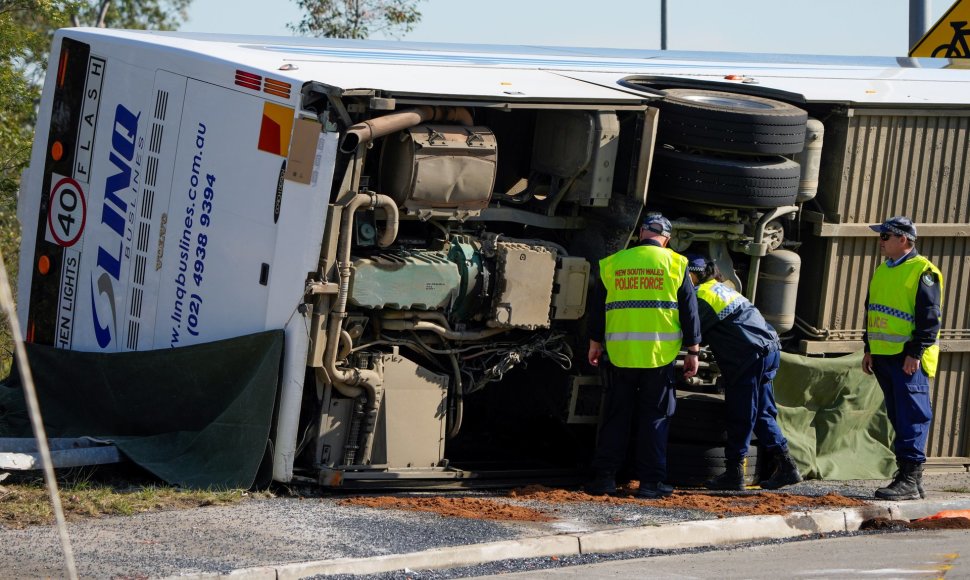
[
  {"xmin": 861, "ymin": 516, "xmax": 970, "ymax": 531},
  {"xmin": 339, "ymin": 484, "xmax": 870, "ymax": 522},
  {"xmin": 510, "ymin": 485, "xmax": 868, "ymax": 516},
  {"xmin": 340, "ymin": 496, "xmax": 554, "ymax": 522}
]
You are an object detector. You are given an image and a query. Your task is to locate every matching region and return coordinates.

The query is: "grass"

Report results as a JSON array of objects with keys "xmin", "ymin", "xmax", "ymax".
[{"xmin": 0, "ymin": 468, "xmax": 274, "ymax": 529}]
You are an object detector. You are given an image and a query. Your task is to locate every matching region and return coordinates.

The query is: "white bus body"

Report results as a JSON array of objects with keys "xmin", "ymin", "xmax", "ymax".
[{"xmin": 18, "ymin": 29, "xmax": 970, "ymax": 485}]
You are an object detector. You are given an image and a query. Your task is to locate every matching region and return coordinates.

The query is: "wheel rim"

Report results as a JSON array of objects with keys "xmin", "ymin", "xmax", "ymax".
[{"xmin": 677, "ymin": 94, "xmax": 777, "ymax": 110}]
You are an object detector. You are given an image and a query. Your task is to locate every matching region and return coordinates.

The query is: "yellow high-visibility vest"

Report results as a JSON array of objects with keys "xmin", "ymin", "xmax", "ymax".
[
  {"xmin": 867, "ymin": 256, "xmax": 944, "ymax": 377},
  {"xmin": 599, "ymin": 245, "xmax": 687, "ymax": 368},
  {"xmin": 695, "ymin": 279, "xmax": 747, "ymax": 320}
]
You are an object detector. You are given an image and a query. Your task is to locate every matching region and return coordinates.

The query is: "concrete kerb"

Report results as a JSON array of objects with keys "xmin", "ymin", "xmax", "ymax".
[
  {"xmin": 172, "ymin": 536, "xmax": 581, "ymax": 580},
  {"xmin": 888, "ymin": 498, "xmax": 970, "ymax": 521},
  {"xmin": 172, "ymin": 498, "xmax": 970, "ymax": 580}
]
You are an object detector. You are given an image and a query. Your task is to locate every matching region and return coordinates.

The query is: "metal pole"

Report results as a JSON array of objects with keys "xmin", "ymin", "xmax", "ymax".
[
  {"xmin": 909, "ymin": 0, "xmax": 931, "ymax": 49},
  {"xmin": 660, "ymin": 0, "xmax": 668, "ymax": 50}
]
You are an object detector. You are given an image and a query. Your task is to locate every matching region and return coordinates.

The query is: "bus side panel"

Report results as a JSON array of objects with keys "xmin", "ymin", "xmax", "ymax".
[
  {"xmin": 24, "ymin": 34, "xmax": 333, "ymax": 354},
  {"xmin": 155, "ymin": 80, "xmax": 299, "ymax": 348},
  {"xmin": 264, "ymin": 131, "xmax": 337, "ymax": 330},
  {"xmin": 118, "ymin": 70, "xmax": 189, "ymax": 350}
]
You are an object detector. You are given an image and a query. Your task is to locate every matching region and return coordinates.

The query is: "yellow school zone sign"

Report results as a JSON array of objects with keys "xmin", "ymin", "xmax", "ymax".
[{"xmin": 910, "ymin": 0, "xmax": 970, "ymax": 57}]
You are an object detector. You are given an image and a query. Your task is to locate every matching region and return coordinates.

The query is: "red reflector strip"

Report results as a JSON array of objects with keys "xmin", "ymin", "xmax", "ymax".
[
  {"xmin": 235, "ymin": 78, "xmax": 261, "ymax": 90},
  {"xmin": 263, "ymin": 78, "xmax": 292, "ymax": 99},
  {"xmin": 235, "ymin": 69, "xmax": 262, "ymax": 91},
  {"xmin": 58, "ymin": 49, "xmax": 69, "ymax": 87}
]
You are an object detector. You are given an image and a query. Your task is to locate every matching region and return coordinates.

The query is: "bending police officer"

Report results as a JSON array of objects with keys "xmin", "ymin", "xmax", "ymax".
[
  {"xmin": 862, "ymin": 216, "xmax": 943, "ymax": 501},
  {"xmin": 684, "ymin": 254, "xmax": 801, "ymax": 491},
  {"xmin": 586, "ymin": 214, "xmax": 701, "ymax": 499}
]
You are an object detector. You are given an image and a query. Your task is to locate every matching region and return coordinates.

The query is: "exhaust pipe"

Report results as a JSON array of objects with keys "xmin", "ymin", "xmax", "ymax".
[{"xmin": 339, "ymin": 106, "xmax": 473, "ymax": 154}]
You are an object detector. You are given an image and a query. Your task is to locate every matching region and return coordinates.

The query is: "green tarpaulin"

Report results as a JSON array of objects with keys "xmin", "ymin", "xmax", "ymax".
[
  {"xmin": 774, "ymin": 351, "xmax": 895, "ymax": 480},
  {"xmin": 0, "ymin": 330, "xmax": 283, "ymax": 489}
]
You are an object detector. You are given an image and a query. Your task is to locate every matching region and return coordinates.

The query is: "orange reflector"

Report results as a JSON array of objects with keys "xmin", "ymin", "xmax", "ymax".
[
  {"xmin": 26, "ymin": 322, "xmax": 35, "ymax": 344},
  {"xmin": 38, "ymin": 255, "xmax": 51, "ymax": 275},
  {"xmin": 263, "ymin": 78, "xmax": 292, "ymax": 99},
  {"xmin": 51, "ymin": 141, "xmax": 64, "ymax": 161}
]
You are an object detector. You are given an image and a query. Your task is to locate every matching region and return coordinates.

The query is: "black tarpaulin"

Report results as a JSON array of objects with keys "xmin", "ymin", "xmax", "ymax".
[{"xmin": 0, "ymin": 330, "xmax": 283, "ymax": 489}]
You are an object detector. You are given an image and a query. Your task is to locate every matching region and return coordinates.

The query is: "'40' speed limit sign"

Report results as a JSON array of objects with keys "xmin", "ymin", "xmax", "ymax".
[{"xmin": 47, "ymin": 175, "xmax": 87, "ymax": 247}]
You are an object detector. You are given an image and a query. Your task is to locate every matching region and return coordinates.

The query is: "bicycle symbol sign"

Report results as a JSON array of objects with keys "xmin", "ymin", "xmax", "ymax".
[{"xmin": 910, "ymin": 0, "xmax": 970, "ymax": 57}]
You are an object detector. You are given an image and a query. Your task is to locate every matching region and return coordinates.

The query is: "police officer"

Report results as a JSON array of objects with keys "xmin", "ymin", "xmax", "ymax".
[
  {"xmin": 684, "ymin": 254, "xmax": 802, "ymax": 491},
  {"xmin": 863, "ymin": 216, "xmax": 943, "ymax": 501},
  {"xmin": 586, "ymin": 213, "xmax": 701, "ymax": 499}
]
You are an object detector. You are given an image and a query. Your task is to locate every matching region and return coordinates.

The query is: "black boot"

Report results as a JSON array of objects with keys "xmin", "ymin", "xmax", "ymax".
[
  {"xmin": 705, "ymin": 459, "xmax": 745, "ymax": 491},
  {"xmin": 635, "ymin": 480, "xmax": 674, "ymax": 499},
  {"xmin": 585, "ymin": 471, "xmax": 617, "ymax": 495},
  {"xmin": 914, "ymin": 462, "xmax": 926, "ymax": 499},
  {"xmin": 875, "ymin": 461, "xmax": 923, "ymax": 501},
  {"xmin": 760, "ymin": 451, "xmax": 803, "ymax": 490}
]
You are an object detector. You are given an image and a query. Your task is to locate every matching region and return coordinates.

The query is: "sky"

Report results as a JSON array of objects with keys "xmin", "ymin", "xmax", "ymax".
[{"xmin": 179, "ymin": 0, "xmax": 952, "ymax": 57}]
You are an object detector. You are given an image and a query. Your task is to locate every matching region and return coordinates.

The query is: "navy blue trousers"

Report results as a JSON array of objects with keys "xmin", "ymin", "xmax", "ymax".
[
  {"xmin": 871, "ymin": 353, "xmax": 932, "ymax": 463},
  {"xmin": 723, "ymin": 349, "xmax": 789, "ymax": 462},
  {"xmin": 592, "ymin": 363, "xmax": 675, "ymax": 483}
]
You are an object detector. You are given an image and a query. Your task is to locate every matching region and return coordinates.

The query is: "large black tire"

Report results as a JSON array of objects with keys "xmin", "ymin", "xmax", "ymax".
[
  {"xmin": 670, "ymin": 392, "xmax": 730, "ymax": 444},
  {"xmin": 656, "ymin": 88, "xmax": 808, "ymax": 155},
  {"xmin": 650, "ymin": 148, "xmax": 800, "ymax": 208},
  {"xmin": 667, "ymin": 442, "xmax": 759, "ymax": 487}
]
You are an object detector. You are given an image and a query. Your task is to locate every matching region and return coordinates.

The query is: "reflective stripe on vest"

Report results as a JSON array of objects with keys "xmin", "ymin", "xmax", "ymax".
[
  {"xmin": 695, "ymin": 279, "xmax": 748, "ymax": 320},
  {"xmin": 867, "ymin": 255, "xmax": 944, "ymax": 377},
  {"xmin": 605, "ymin": 331, "xmax": 684, "ymax": 342},
  {"xmin": 599, "ymin": 245, "xmax": 687, "ymax": 368}
]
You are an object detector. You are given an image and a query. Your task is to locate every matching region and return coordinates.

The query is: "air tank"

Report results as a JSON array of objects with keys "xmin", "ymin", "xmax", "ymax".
[
  {"xmin": 793, "ymin": 118, "xmax": 824, "ymax": 203},
  {"xmin": 755, "ymin": 250, "xmax": 800, "ymax": 334}
]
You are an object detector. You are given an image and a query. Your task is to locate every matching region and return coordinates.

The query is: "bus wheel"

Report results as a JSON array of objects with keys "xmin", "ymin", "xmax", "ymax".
[
  {"xmin": 670, "ymin": 392, "xmax": 732, "ymax": 444},
  {"xmin": 656, "ymin": 88, "xmax": 808, "ymax": 156},
  {"xmin": 666, "ymin": 442, "xmax": 760, "ymax": 486},
  {"xmin": 650, "ymin": 148, "xmax": 800, "ymax": 208}
]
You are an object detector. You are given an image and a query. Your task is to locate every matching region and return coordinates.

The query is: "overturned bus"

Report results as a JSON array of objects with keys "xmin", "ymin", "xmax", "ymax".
[{"xmin": 12, "ymin": 28, "xmax": 970, "ymax": 487}]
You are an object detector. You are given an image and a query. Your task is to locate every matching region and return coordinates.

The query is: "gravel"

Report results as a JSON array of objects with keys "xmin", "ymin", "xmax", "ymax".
[{"xmin": 1, "ymin": 473, "xmax": 967, "ymax": 578}]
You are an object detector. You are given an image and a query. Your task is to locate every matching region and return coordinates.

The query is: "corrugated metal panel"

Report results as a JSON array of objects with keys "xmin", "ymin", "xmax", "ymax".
[
  {"xmin": 801, "ymin": 108, "xmax": 970, "ymax": 459},
  {"xmin": 929, "ymin": 352, "xmax": 970, "ymax": 458},
  {"xmin": 819, "ymin": 111, "xmax": 970, "ymax": 224},
  {"xmin": 803, "ymin": 236, "xmax": 969, "ymax": 337}
]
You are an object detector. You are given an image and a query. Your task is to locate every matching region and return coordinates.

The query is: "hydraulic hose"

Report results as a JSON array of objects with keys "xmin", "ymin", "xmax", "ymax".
[{"xmin": 321, "ymin": 192, "xmax": 399, "ymax": 463}]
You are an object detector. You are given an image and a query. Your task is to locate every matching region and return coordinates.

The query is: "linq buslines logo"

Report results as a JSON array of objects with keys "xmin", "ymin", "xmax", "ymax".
[
  {"xmin": 91, "ymin": 103, "xmax": 139, "ymax": 348},
  {"xmin": 47, "ymin": 175, "xmax": 87, "ymax": 247}
]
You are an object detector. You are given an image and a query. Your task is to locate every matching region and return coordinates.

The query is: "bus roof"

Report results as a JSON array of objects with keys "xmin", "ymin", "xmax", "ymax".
[{"xmin": 64, "ymin": 28, "xmax": 970, "ymax": 106}]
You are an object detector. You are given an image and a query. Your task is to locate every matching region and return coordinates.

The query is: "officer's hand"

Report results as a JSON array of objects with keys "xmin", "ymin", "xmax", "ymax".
[
  {"xmin": 903, "ymin": 355, "xmax": 920, "ymax": 376},
  {"xmin": 682, "ymin": 354, "xmax": 699, "ymax": 379},
  {"xmin": 862, "ymin": 352, "xmax": 873, "ymax": 375},
  {"xmin": 588, "ymin": 340, "xmax": 604, "ymax": 367}
]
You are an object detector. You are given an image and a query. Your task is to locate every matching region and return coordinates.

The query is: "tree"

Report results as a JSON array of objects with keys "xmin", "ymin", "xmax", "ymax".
[
  {"xmin": 67, "ymin": 0, "xmax": 190, "ymax": 30},
  {"xmin": 290, "ymin": 0, "xmax": 423, "ymax": 39}
]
